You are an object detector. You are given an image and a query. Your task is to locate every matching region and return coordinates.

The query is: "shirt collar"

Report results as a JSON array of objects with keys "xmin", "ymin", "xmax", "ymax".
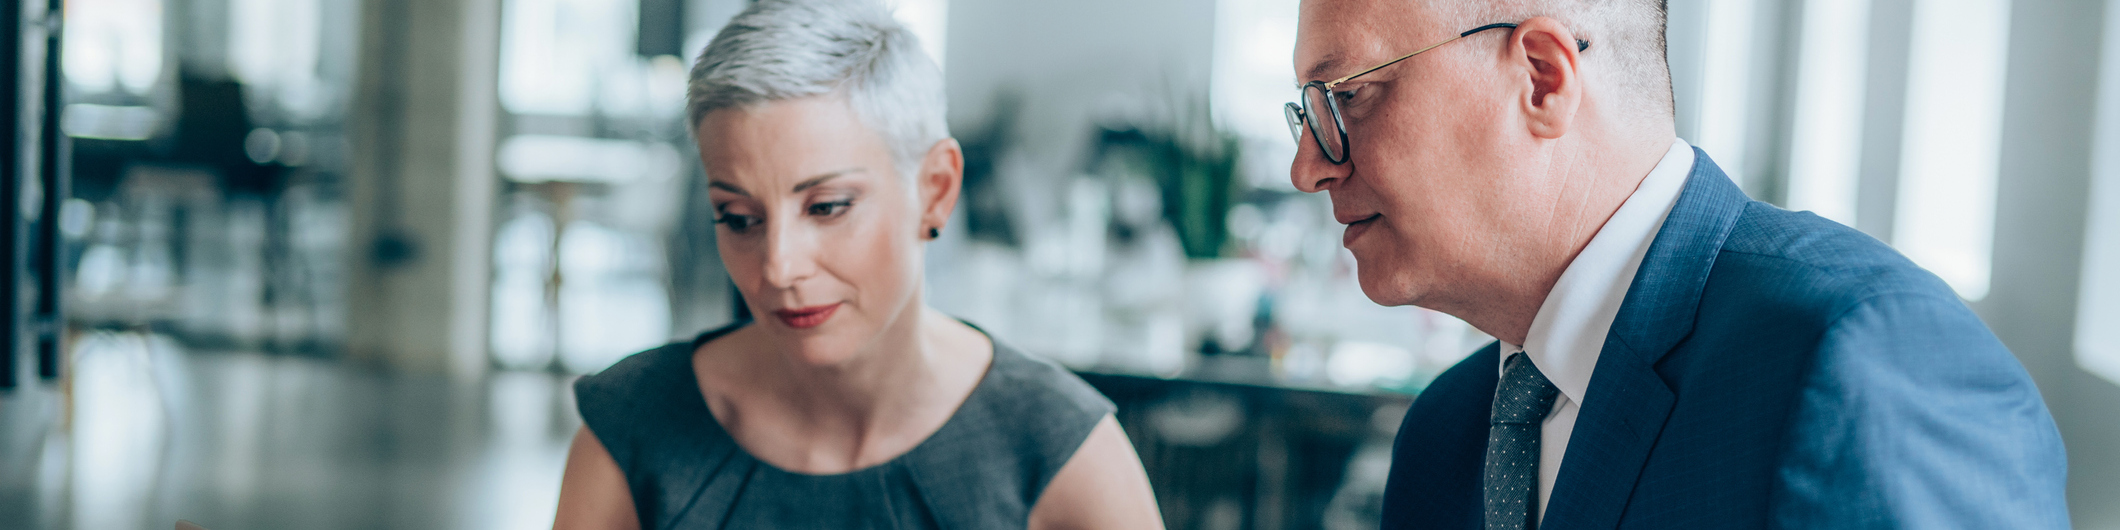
[{"xmin": 1500, "ymin": 138, "xmax": 1694, "ymax": 404}]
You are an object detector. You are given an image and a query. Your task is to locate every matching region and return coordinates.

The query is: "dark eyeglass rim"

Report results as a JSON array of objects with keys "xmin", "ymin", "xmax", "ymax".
[
  {"xmin": 1287, "ymin": 22, "xmax": 1590, "ymax": 165},
  {"xmin": 1295, "ymin": 82, "xmax": 1350, "ymax": 164}
]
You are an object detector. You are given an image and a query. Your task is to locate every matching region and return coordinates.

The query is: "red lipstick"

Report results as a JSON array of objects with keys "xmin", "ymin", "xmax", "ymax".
[{"xmin": 773, "ymin": 303, "xmax": 841, "ymax": 329}]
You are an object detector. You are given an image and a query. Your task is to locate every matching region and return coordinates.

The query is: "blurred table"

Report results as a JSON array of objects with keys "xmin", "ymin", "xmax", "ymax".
[{"xmin": 1077, "ymin": 356, "xmax": 1414, "ymax": 530}]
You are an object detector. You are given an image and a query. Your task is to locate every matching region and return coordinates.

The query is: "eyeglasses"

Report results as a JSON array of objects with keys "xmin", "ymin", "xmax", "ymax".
[{"xmin": 1285, "ymin": 22, "xmax": 1589, "ymax": 165}]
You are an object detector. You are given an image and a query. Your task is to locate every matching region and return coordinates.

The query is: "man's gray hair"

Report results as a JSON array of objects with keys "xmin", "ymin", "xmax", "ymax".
[
  {"xmin": 686, "ymin": 0, "xmax": 949, "ymax": 176},
  {"xmin": 1427, "ymin": 0, "xmax": 1672, "ymax": 119}
]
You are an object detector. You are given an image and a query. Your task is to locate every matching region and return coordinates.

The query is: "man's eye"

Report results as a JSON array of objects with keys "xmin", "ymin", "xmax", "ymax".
[
  {"xmin": 808, "ymin": 200, "xmax": 852, "ymax": 217},
  {"xmin": 1335, "ymin": 86, "xmax": 1361, "ymax": 103},
  {"xmin": 715, "ymin": 214, "xmax": 761, "ymax": 231}
]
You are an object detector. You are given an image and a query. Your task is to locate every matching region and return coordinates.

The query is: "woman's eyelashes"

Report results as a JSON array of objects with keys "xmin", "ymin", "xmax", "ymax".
[
  {"xmin": 712, "ymin": 196, "xmax": 857, "ymax": 233},
  {"xmin": 807, "ymin": 198, "xmax": 854, "ymax": 218},
  {"xmin": 713, "ymin": 208, "xmax": 762, "ymax": 232}
]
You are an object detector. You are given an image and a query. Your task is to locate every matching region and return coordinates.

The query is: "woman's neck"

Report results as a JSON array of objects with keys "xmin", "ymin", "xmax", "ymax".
[
  {"xmin": 720, "ymin": 301, "xmax": 991, "ymax": 473},
  {"xmin": 771, "ymin": 302, "xmax": 940, "ymax": 424}
]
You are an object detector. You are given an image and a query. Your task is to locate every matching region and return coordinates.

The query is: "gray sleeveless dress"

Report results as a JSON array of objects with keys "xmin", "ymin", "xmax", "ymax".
[{"xmin": 573, "ymin": 322, "xmax": 1115, "ymax": 529}]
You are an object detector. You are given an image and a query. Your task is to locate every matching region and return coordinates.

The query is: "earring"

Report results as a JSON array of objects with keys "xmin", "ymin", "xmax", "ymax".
[{"xmin": 926, "ymin": 227, "xmax": 940, "ymax": 239}]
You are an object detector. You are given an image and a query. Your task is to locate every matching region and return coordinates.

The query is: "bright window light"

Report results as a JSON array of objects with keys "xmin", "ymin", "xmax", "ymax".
[
  {"xmin": 1211, "ymin": 0, "xmax": 1302, "ymax": 189},
  {"xmin": 1787, "ymin": 0, "xmax": 1871, "ymax": 225},
  {"xmin": 62, "ymin": 0, "xmax": 165, "ymax": 95},
  {"xmin": 1210, "ymin": 0, "xmax": 1299, "ymax": 144},
  {"xmin": 229, "ymin": 0, "xmax": 326, "ymax": 116},
  {"xmin": 2080, "ymin": 0, "xmax": 2120, "ymax": 386},
  {"xmin": 1894, "ymin": 0, "xmax": 2011, "ymax": 301},
  {"xmin": 490, "ymin": 212, "xmax": 556, "ymax": 370},
  {"xmin": 556, "ymin": 220, "xmax": 671, "ymax": 373},
  {"xmin": 499, "ymin": 0, "xmax": 632, "ymax": 115},
  {"xmin": 2084, "ymin": 145, "xmax": 2120, "ymax": 385},
  {"xmin": 1693, "ymin": 0, "xmax": 1758, "ymax": 185},
  {"xmin": 888, "ymin": 0, "xmax": 950, "ymax": 70}
]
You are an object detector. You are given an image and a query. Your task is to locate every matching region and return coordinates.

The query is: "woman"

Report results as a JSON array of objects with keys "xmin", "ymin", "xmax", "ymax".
[{"xmin": 551, "ymin": 0, "xmax": 1165, "ymax": 528}]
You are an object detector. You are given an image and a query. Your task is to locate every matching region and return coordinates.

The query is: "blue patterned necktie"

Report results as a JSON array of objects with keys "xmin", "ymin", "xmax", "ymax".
[{"xmin": 1485, "ymin": 352, "xmax": 1561, "ymax": 530}]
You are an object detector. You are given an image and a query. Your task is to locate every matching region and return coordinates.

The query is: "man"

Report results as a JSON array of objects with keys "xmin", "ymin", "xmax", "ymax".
[{"xmin": 1285, "ymin": 1, "xmax": 2070, "ymax": 529}]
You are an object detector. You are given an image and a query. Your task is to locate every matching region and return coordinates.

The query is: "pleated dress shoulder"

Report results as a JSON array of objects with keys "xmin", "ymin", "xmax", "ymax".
[{"xmin": 572, "ymin": 321, "xmax": 1115, "ymax": 530}]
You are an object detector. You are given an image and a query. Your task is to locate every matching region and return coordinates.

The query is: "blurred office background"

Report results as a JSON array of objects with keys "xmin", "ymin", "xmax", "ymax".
[{"xmin": 0, "ymin": 0, "xmax": 2116, "ymax": 528}]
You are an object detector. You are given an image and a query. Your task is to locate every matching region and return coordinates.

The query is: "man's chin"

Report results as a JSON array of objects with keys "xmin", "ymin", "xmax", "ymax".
[{"xmin": 1352, "ymin": 266, "xmax": 1423, "ymax": 308}]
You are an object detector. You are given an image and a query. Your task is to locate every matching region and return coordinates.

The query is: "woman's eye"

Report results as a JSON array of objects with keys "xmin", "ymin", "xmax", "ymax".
[
  {"xmin": 807, "ymin": 200, "xmax": 852, "ymax": 217},
  {"xmin": 715, "ymin": 214, "xmax": 761, "ymax": 232}
]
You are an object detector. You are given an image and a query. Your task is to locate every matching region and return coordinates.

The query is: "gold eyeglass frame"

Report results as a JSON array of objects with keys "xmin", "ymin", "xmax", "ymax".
[{"xmin": 1285, "ymin": 22, "xmax": 1589, "ymax": 165}]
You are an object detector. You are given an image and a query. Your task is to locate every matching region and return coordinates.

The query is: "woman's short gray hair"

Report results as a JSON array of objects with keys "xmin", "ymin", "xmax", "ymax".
[{"xmin": 686, "ymin": 0, "xmax": 949, "ymax": 177}]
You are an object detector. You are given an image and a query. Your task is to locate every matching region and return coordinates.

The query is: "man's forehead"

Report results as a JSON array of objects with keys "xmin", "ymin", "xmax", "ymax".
[{"xmin": 1294, "ymin": 0, "xmax": 1436, "ymax": 81}]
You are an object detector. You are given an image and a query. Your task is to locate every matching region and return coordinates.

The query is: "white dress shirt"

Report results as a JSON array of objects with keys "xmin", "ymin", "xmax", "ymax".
[{"xmin": 1498, "ymin": 138, "xmax": 1694, "ymax": 523}]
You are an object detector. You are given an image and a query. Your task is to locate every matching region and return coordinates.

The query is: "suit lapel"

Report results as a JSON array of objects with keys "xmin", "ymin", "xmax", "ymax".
[{"xmin": 1541, "ymin": 149, "xmax": 1750, "ymax": 530}]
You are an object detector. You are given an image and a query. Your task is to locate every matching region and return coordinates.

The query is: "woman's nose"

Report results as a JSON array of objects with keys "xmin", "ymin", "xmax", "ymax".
[{"xmin": 760, "ymin": 223, "xmax": 818, "ymax": 288}]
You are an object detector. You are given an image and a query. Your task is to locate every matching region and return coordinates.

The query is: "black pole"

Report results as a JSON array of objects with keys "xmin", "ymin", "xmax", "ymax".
[
  {"xmin": 34, "ymin": 0, "xmax": 63, "ymax": 380},
  {"xmin": 1, "ymin": 0, "xmax": 24, "ymax": 390}
]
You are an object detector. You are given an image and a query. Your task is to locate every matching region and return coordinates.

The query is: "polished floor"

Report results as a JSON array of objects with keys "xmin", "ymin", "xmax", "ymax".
[
  {"xmin": 0, "ymin": 330, "xmax": 1409, "ymax": 530},
  {"xmin": 1, "ymin": 331, "xmax": 580, "ymax": 530}
]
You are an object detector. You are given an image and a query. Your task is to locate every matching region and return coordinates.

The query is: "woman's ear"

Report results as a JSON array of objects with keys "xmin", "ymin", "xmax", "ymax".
[
  {"xmin": 916, "ymin": 138, "xmax": 965, "ymax": 235},
  {"xmin": 1512, "ymin": 17, "xmax": 1582, "ymax": 140}
]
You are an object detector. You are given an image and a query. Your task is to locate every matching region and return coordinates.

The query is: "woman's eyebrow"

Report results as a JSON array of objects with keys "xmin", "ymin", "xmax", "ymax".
[
  {"xmin": 793, "ymin": 168, "xmax": 865, "ymax": 192},
  {"xmin": 707, "ymin": 168, "xmax": 864, "ymax": 197},
  {"xmin": 707, "ymin": 181, "xmax": 749, "ymax": 196}
]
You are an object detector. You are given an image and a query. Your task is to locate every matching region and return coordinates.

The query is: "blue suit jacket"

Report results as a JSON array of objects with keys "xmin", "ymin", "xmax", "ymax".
[{"xmin": 1379, "ymin": 150, "xmax": 2069, "ymax": 529}]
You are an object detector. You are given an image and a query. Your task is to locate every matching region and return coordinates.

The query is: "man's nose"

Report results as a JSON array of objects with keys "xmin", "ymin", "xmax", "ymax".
[{"xmin": 1289, "ymin": 132, "xmax": 1345, "ymax": 193}]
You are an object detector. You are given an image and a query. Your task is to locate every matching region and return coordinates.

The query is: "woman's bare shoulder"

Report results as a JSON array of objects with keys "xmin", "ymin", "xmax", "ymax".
[
  {"xmin": 1027, "ymin": 415, "xmax": 1165, "ymax": 530},
  {"xmin": 554, "ymin": 426, "xmax": 642, "ymax": 530}
]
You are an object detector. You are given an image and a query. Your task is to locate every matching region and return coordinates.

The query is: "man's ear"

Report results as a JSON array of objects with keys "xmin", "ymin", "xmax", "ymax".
[
  {"xmin": 916, "ymin": 138, "xmax": 965, "ymax": 235},
  {"xmin": 1512, "ymin": 17, "xmax": 1582, "ymax": 140}
]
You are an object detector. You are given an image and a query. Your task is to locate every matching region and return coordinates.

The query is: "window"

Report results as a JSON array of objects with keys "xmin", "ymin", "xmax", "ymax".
[
  {"xmin": 1210, "ymin": 0, "xmax": 1299, "ymax": 148},
  {"xmin": 2080, "ymin": 0, "xmax": 2120, "ymax": 385},
  {"xmin": 1786, "ymin": 0, "xmax": 1871, "ymax": 225},
  {"xmin": 499, "ymin": 0, "xmax": 636, "ymax": 116},
  {"xmin": 1690, "ymin": 0, "xmax": 1758, "ymax": 187},
  {"xmin": 62, "ymin": 0, "xmax": 165, "ymax": 95},
  {"xmin": 229, "ymin": 0, "xmax": 327, "ymax": 116},
  {"xmin": 2084, "ymin": 149, "xmax": 2120, "ymax": 385},
  {"xmin": 889, "ymin": 0, "xmax": 949, "ymax": 70},
  {"xmin": 1893, "ymin": 0, "xmax": 2012, "ymax": 300}
]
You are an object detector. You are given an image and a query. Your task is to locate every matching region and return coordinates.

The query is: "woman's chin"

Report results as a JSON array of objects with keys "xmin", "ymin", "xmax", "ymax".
[{"xmin": 778, "ymin": 331, "xmax": 868, "ymax": 368}]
